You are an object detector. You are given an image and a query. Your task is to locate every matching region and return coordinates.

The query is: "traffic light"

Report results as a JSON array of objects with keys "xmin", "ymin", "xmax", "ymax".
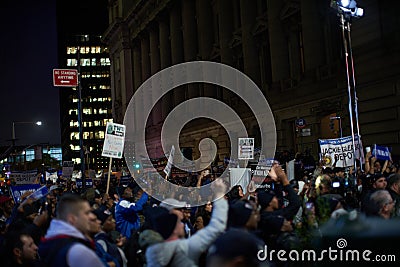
[{"xmin": 133, "ymin": 161, "xmax": 141, "ymax": 174}]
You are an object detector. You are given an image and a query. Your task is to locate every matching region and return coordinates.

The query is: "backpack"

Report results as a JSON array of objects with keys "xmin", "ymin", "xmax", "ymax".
[{"xmin": 39, "ymin": 235, "xmax": 94, "ymax": 267}]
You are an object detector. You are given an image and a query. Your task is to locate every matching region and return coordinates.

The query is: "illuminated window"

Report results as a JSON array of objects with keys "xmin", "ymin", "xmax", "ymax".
[
  {"xmin": 74, "ymin": 158, "xmax": 81, "ymax": 164},
  {"xmin": 99, "ymin": 108, "xmax": 108, "ymax": 114},
  {"xmin": 83, "ymin": 132, "xmax": 90, "ymax": 139},
  {"xmin": 69, "ymin": 109, "xmax": 78, "ymax": 115},
  {"xmin": 100, "ymin": 58, "xmax": 111, "ymax": 66},
  {"xmin": 67, "ymin": 58, "xmax": 78, "ymax": 66},
  {"xmin": 70, "ymin": 132, "xmax": 79, "ymax": 140},
  {"xmin": 67, "ymin": 47, "xmax": 77, "ymax": 54},
  {"xmin": 94, "ymin": 121, "xmax": 100, "ymax": 126},
  {"xmin": 80, "ymin": 46, "xmax": 90, "ymax": 54},
  {"xmin": 91, "ymin": 58, "xmax": 97, "ymax": 66},
  {"xmin": 81, "ymin": 58, "xmax": 90, "ymax": 66},
  {"xmin": 83, "ymin": 121, "xmax": 92, "ymax": 127},
  {"xmin": 72, "ymin": 98, "xmax": 78, "ymax": 103},
  {"xmin": 95, "ymin": 131, "xmax": 105, "ymax": 139},
  {"xmin": 103, "ymin": 119, "xmax": 113, "ymax": 125},
  {"xmin": 83, "ymin": 108, "xmax": 92, "ymax": 115},
  {"xmin": 99, "ymin": 85, "xmax": 110, "ymax": 89}
]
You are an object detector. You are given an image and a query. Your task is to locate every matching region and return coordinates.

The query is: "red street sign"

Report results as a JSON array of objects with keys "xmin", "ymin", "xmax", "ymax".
[{"xmin": 53, "ymin": 69, "xmax": 78, "ymax": 87}]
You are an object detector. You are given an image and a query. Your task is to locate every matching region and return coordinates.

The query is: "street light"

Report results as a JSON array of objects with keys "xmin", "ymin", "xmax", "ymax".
[{"xmin": 11, "ymin": 121, "xmax": 42, "ymax": 146}]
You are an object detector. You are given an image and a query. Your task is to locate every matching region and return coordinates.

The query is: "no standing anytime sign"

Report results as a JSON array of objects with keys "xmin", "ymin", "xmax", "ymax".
[{"xmin": 53, "ymin": 69, "xmax": 78, "ymax": 87}]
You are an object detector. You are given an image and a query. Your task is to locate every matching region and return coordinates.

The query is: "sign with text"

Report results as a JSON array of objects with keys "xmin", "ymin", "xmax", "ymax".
[
  {"xmin": 238, "ymin": 138, "xmax": 254, "ymax": 160},
  {"xmin": 319, "ymin": 135, "xmax": 364, "ymax": 168},
  {"xmin": 102, "ymin": 122, "xmax": 126, "ymax": 158},
  {"xmin": 10, "ymin": 184, "xmax": 41, "ymax": 204},
  {"xmin": 53, "ymin": 69, "xmax": 78, "ymax": 87},
  {"xmin": 62, "ymin": 161, "xmax": 74, "ymax": 179},
  {"xmin": 10, "ymin": 171, "xmax": 38, "ymax": 185}
]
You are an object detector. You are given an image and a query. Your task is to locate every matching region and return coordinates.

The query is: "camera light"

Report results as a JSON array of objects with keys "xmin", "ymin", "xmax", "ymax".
[{"xmin": 339, "ymin": 0, "xmax": 350, "ymax": 8}]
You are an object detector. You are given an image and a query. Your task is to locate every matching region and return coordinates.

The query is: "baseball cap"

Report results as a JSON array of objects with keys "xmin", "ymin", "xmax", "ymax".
[{"xmin": 159, "ymin": 198, "xmax": 187, "ymax": 211}]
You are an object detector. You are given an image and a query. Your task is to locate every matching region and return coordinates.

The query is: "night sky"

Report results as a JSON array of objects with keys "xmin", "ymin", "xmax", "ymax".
[{"xmin": 0, "ymin": 0, "xmax": 60, "ymax": 146}]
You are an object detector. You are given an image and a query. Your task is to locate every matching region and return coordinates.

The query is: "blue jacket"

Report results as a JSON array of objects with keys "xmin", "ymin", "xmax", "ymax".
[{"xmin": 115, "ymin": 192, "xmax": 148, "ymax": 239}]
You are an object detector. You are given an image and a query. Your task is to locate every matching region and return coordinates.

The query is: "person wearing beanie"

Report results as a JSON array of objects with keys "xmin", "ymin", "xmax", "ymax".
[
  {"xmin": 258, "ymin": 165, "xmax": 301, "ymax": 244},
  {"xmin": 145, "ymin": 179, "xmax": 229, "ymax": 267},
  {"xmin": 206, "ymin": 228, "xmax": 269, "ymax": 267},
  {"xmin": 227, "ymin": 199, "xmax": 259, "ymax": 231},
  {"xmin": 93, "ymin": 209, "xmax": 127, "ymax": 267}
]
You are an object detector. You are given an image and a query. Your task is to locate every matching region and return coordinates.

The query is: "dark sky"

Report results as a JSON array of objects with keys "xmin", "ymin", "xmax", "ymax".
[{"xmin": 0, "ymin": 0, "xmax": 60, "ymax": 146}]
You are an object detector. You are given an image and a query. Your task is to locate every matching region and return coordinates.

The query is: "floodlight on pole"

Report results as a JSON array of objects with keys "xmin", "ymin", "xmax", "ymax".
[{"xmin": 12, "ymin": 121, "xmax": 43, "ymax": 146}]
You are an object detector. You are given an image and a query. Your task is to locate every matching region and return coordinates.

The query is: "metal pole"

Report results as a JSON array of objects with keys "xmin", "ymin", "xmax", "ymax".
[
  {"xmin": 77, "ymin": 46, "xmax": 86, "ymax": 189},
  {"xmin": 340, "ymin": 14, "xmax": 357, "ymax": 171}
]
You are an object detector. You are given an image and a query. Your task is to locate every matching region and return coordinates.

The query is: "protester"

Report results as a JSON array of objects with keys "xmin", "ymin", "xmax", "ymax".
[
  {"xmin": 115, "ymin": 187, "xmax": 148, "ymax": 239},
  {"xmin": 0, "ymin": 230, "xmax": 39, "ymax": 267},
  {"xmin": 145, "ymin": 178, "xmax": 228, "ymax": 267},
  {"xmin": 206, "ymin": 228, "xmax": 267, "ymax": 267},
  {"xmin": 93, "ymin": 208, "xmax": 127, "ymax": 267},
  {"xmin": 38, "ymin": 193, "xmax": 105, "ymax": 267}
]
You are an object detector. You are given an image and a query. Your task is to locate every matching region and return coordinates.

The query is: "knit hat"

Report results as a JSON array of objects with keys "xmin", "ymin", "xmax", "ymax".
[
  {"xmin": 152, "ymin": 212, "xmax": 179, "ymax": 239},
  {"xmin": 93, "ymin": 209, "xmax": 112, "ymax": 224},
  {"xmin": 138, "ymin": 229, "xmax": 164, "ymax": 250},
  {"xmin": 207, "ymin": 229, "xmax": 262, "ymax": 265},
  {"xmin": 257, "ymin": 190, "xmax": 276, "ymax": 210},
  {"xmin": 263, "ymin": 215, "xmax": 285, "ymax": 235},
  {"xmin": 228, "ymin": 200, "xmax": 254, "ymax": 228}
]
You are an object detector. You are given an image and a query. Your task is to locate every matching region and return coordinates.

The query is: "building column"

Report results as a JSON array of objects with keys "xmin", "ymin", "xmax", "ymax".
[
  {"xmin": 119, "ymin": 27, "xmax": 134, "ymax": 119},
  {"xmin": 159, "ymin": 18, "xmax": 172, "ymax": 120},
  {"xmin": 301, "ymin": 0, "xmax": 325, "ymax": 72},
  {"xmin": 197, "ymin": 0, "xmax": 216, "ymax": 98},
  {"xmin": 133, "ymin": 44, "xmax": 143, "ymax": 130},
  {"xmin": 150, "ymin": 26, "xmax": 162, "ymax": 125},
  {"xmin": 267, "ymin": 0, "xmax": 289, "ymax": 82},
  {"xmin": 141, "ymin": 34, "xmax": 153, "ymax": 126},
  {"xmin": 240, "ymin": 0, "xmax": 261, "ymax": 86},
  {"xmin": 218, "ymin": 0, "xmax": 234, "ymax": 102},
  {"xmin": 182, "ymin": 0, "xmax": 199, "ymax": 99}
]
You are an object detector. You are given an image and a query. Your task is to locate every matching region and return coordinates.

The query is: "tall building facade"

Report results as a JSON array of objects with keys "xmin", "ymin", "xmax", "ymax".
[
  {"xmin": 57, "ymin": 0, "xmax": 122, "ymax": 172},
  {"xmin": 103, "ymin": 0, "xmax": 400, "ymax": 164}
]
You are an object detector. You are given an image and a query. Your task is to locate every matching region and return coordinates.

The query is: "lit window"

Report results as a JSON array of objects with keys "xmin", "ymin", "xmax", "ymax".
[
  {"xmin": 69, "ymin": 109, "xmax": 78, "ymax": 115},
  {"xmin": 83, "ymin": 108, "xmax": 92, "ymax": 115},
  {"xmin": 70, "ymin": 132, "xmax": 79, "ymax": 140},
  {"xmin": 72, "ymin": 98, "xmax": 78, "ymax": 103},
  {"xmin": 81, "ymin": 58, "xmax": 90, "ymax": 66},
  {"xmin": 67, "ymin": 47, "xmax": 77, "ymax": 54},
  {"xmin": 83, "ymin": 132, "xmax": 90, "ymax": 139},
  {"xmin": 67, "ymin": 59, "xmax": 77, "ymax": 66},
  {"xmin": 91, "ymin": 58, "xmax": 97, "ymax": 66}
]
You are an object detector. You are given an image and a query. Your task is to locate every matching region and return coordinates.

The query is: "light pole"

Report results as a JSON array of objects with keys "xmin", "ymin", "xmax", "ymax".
[{"xmin": 12, "ymin": 121, "xmax": 42, "ymax": 146}]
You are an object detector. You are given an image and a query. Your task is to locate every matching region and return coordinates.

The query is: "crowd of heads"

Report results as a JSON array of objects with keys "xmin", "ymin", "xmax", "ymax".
[{"xmin": 0, "ymin": 149, "xmax": 399, "ymax": 266}]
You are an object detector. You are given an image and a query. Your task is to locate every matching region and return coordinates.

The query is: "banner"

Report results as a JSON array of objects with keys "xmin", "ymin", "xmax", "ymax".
[
  {"xmin": 10, "ymin": 171, "xmax": 38, "ymax": 185},
  {"xmin": 372, "ymin": 145, "xmax": 391, "ymax": 161},
  {"xmin": 10, "ymin": 184, "xmax": 41, "ymax": 204},
  {"xmin": 319, "ymin": 135, "xmax": 364, "ymax": 168}
]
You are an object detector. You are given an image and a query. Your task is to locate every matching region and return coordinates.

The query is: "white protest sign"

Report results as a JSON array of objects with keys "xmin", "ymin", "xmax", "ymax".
[
  {"xmin": 10, "ymin": 171, "xmax": 38, "ymax": 185},
  {"xmin": 238, "ymin": 138, "xmax": 254, "ymax": 160},
  {"xmin": 102, "ymin": 122, "xmax": 126, "ymax": 158},
  {"xmin": 164, "ymin": 145, "xmax": 175, "ymax": 177},
  {"xmin": 319, "ymin": 135, "xmax": 364, "ymax": 168},
  {"xmin": 62, "ymin": 161, "xmax": 74, "ymax": 179}
]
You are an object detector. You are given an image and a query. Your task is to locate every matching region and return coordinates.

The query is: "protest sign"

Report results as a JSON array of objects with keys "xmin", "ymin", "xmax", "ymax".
[
  {"xmin": 372, "ymin": 145, "xmax": 391, "ymax": 161},
  {"xmin": 10, "ymin": 184, "xmax": 41, "ymax": 204},
  {"xmin": 10, "ymin": 171, "xmax": 38, "ymax": 185},
  {"xmin": 238, "ymin": 138, "xmax": 254, "ymax": 160},
  {"xmin": 319, "ymin": 135, "xmax": 364, "ymax": 168}
]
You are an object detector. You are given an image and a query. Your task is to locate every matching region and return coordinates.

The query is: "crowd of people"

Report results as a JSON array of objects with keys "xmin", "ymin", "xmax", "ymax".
[{"xmin": 0, "ymin": 149, "xmax": 400, "ymax": 267}]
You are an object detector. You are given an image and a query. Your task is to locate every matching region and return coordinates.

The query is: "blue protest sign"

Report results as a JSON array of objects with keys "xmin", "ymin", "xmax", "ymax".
[
  {"xmin": 76, "ymin": 179, "xmax": 93, "ymax": 188},
  {"xmin": 10, "ymin": 184, "xmax": 42, "ymax": 204},
  {"xmin": 372, "ymin": 145, "xmax": 391, "ymax": 161}
]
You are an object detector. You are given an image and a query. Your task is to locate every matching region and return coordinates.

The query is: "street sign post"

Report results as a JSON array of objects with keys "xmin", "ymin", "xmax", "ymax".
[{"xmin": 53, "ymin": 69, "xmax": 78, "ymax": 87}]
